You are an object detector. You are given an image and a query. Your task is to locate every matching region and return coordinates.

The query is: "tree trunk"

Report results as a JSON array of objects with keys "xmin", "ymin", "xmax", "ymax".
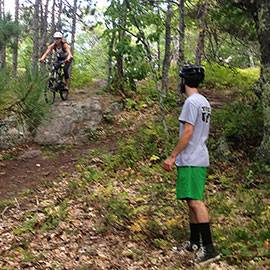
[
  {"xmin": 115, "ymin": 1, "xmax": 128, "ymax": 92},
  {"xmin": 40, "ymin": 0, "xmax": 49, "ymax": 56},
  {"xmin": 71, "ymin": 0, "xmax": 78, "ymax": 54},
  {"xmin": 157, "ymin": 33, "xmax": 161, "ymax": 74},
  {"xmin": 177, "ymin": 0, "xmax": 185, "ymax": 93},
  {"xmin": 116, "ymin": 30, "xmax": 124, "ymax": 92},
  {"xmin": 0, "ymin": 45, "xmax": 7, "ymax": 68},
  {"xmin": 195, "ymin": 2, "xmax": 208, "ymax": 65},
  {"xmin": 48, "ymin": 0, "xmax": 56, "ymax": 65},
  {"xmin": 0, "ymin": 0, "xmax": 6, "ymax": 68},
  {"xmin": 39, "ymin": 0, "xmax": 43, "ymax": 47},
  {"xmin": 0, "ymin": 0, "xmax": 2, "ymax": 68},
  {"xmin": 57, "ymin": 0, "xmax": 63, "ymax": 31},
  {"xmin": 12, "ymin": 0, "xmax": 19, "ymax": 76},
  {"xmin": 157, "ymin": 8, "xmax": 161, "ymax": 74},
  {"xmin": 51, "ymin": 0, "xmax": 56, "ymax": 36},
  {"xmin": 32, "ymin": 0, "xmax": 40, "ymax": 73},
  {"xmin": 124, "ymin": 0, "xmax": 169, "ymax": 136},
  {"xmin": 255, "ymin": 1, "xmax": 270, "ymax": 163},
  {"xmin": 0, "ymin": 0, "xmax": 3, "ymax": 18},
  {"xmin": 161, "ymin": 1, "xmax": 173, "ymax": 94},
  {"xmin": 107, "ymin": 26, "xmax": 116, "ymax": 88}
]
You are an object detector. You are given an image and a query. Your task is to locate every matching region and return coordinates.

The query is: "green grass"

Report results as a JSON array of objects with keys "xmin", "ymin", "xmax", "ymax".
[
  {"xmin": 212, "ymin": 195, "xmax": 270, "ymax": 267},
  {"xmin": 63, "ymin": 112, "xmax": 269, "ymax": 268}
]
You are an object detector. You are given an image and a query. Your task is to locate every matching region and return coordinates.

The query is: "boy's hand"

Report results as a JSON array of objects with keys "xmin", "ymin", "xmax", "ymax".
[{"xmin": 163, "ymin": 156, "xmax": 176, "ymax": 171}]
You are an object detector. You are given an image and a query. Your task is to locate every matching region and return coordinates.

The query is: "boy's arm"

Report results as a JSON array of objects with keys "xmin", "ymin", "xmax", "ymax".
[{"xmin": 163, "ymin": 122, "xmax": 194, "ymax": 171}]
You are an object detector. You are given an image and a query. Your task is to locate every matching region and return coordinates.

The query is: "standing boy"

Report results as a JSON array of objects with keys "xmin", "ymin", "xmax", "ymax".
[{"xmin": 163, "ymin": 65, "xmax": 220, "ymax": 266}]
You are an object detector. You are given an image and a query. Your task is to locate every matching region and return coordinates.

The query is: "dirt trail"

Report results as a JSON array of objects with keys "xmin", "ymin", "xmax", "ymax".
[
  {"xmin": 0, "ymin": 81, "xmax": 119, "ymax": 200},
  {"xmin": 0, "ymin": 142, "xmax": 109, "ymax": 200},
  {"xmin": 0, "ymin": 86, "xmax": 234, "ymax": 201}
]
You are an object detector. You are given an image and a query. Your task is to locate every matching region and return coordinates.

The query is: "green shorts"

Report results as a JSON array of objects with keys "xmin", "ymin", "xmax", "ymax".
[{"xmin": 176, "ymin": 166, "xmax": 207, "ymax": 200}]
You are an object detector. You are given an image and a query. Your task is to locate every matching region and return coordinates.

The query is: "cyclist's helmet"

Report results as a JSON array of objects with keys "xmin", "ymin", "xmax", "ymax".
[
  {"xmin": 53, "ymin": 32, "xmax": 63, "ymax": 39},
  {"xmin": 180, "ymin": 64, "xmax": 205, "ymax": 88}
]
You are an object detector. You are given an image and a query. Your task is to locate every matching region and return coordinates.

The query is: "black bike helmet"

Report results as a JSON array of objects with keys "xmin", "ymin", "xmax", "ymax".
[{"xmin": 180, "ymin": 64, "xmax": 205, "ymax": 88}]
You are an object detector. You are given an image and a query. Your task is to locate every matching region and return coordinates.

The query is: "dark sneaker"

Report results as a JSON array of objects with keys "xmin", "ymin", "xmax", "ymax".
[
  {"xmin": 173, "ymin": 241, "xmax": 199, "ymax": 254},
  {"xmin": 194, "ymin": 245, "xmax": 220, "ymax": 266},
  {"xmin": 184, "ymin": 241, "xmax": 200, "ymax": 252}
]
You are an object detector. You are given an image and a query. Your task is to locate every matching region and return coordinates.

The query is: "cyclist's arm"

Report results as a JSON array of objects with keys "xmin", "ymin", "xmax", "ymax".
[
  {"xmin": 40, "ymin": 44, "xmax": 54, "ymax": 61},
  {"xmin": 64, "ymin": 43, "xmax": 73, "ymax": 60}
]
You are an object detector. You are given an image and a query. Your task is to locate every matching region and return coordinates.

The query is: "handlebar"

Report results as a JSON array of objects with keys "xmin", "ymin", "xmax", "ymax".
[{"xmin": 40, "ymin": 58, "xmax": 70, "ymax": 65}]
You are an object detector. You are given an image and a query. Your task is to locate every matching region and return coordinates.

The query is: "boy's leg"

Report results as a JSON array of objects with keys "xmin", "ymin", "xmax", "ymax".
[
  {"xmin": 188, "ymin": 205, "xmax": 200, "ymax": 249},
  {"xmin": 188, "ymin": 200, "xmax": 209, "ymax": 223},
  {"xmin": 188, "ymin": 200, "xmax": 212, "ymax": 246},
  {"xmin": 188, "ymin": 200, "xmax": 220, "ymax": 265}
]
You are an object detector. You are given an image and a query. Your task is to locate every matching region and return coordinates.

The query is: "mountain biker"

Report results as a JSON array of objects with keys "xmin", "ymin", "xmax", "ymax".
[
  {"xmin": 163, "ymin": 65, "xmax": 220, "ymax": 266},
  {"xmin": 39, "ymin": 32, "xmax": 73, "ymax": 91}
]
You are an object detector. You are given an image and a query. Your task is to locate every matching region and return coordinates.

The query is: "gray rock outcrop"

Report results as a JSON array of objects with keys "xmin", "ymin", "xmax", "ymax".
[{"xmin": 34, "ymin": 97, "xmax": 103, "ymax": 145}]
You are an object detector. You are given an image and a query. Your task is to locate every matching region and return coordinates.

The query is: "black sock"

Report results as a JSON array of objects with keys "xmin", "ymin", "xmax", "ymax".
[
  {"xmin": 198, "ymin": 222, "xmax": 213, "ymax": 247},
  {"xmin": 190, "ymin": 223, "xmax": 200, "ymax": 245}
]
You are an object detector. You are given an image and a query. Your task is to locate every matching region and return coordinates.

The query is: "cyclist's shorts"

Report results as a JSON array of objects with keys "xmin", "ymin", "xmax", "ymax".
[{"xmin": 176, "ymin": 166, "xmax": 207, "ymax": 200}]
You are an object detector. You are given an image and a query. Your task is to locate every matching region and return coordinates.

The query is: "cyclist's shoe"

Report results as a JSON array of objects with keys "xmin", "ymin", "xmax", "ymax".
[
  {"xmin": 173, "ymin": 241, "xmax": 199, "ymax": 254},
  {"xmin": 63, "ymin": 85, "xmax": 69, "ymax": 91},
  {"xmin": 194, "ymin": 245, "xmax": 220, "ymax": 266}
]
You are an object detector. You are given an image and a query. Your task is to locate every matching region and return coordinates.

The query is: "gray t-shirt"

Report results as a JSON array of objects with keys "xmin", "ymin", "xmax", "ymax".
[{"xmin": 175, "ymin": 93, "xmax": 211, "ymax": 167}]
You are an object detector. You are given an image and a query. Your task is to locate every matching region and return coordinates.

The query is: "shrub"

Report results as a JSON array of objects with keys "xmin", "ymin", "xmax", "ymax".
[
  {"xmin": 204, "ymin": 63, "xmax": 259, "ymax": 92},
  {"xmin": 212, "ymin": 101, "xmax": 263, "ymax": 149},
  {"xmin": 0, "ymin": 67, "xmax": 49, "ymax": 132}
]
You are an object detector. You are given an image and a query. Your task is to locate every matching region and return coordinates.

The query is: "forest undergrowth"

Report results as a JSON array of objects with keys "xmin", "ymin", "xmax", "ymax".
[{"xmin": 0, "ymin": 66, "xmax": 269, "ymax": 270}]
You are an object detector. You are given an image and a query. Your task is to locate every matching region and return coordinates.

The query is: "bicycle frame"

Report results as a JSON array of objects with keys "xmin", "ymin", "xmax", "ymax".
[
  {"xmin": 43, "ymin": 60, "xmax": 68, "ymax": 104},
  {"xmin": 49, "ymin": 61, "xmax": 66, "ymax": 90}
]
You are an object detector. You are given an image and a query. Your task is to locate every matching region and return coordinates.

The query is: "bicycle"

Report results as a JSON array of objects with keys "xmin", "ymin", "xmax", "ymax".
[{"xmin": 44, "ymin": 59, "xmax": 69, "ymax": 104}]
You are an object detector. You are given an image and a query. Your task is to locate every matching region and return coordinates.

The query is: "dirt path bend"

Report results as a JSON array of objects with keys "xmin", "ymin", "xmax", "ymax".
[
  {"xmin": 0, "ymin": 81, "xmax": 120, "ymax": 200},
  {"xmin": 0, "ymin": 142, "xmax": 110, "ymax": 200}
]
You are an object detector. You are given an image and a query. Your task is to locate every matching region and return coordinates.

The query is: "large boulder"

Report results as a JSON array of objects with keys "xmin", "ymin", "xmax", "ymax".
[{"xmin": 34, "ymin": 97, "xmax": 103, "ymax": 145}]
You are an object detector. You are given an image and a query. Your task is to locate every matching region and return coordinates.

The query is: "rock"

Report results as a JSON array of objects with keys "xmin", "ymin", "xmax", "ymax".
[
  {"xmin": 215, "ymin": 136, "xmax": 232, "ymax": 162},
  {"xmin": 18, "ymin": 149, "xmax": 42, "ymax": 160},
  {"xmin": 0, "ymin": 115, "xmax": 31, "ymax": 149},
  {"xmin": 103, "ymin": 101, "xmax": 123, "ymax": 123},
  {"xmin": 34, "ymin": 97, "xmax": 103, "ymax": 145},
  {"xmin": 107, "ymin": 101, "xmax": 124, "ymax": 114},
  {"xmin": 76, "ymin": 88, "xmax": 89, "ymax": 95}
]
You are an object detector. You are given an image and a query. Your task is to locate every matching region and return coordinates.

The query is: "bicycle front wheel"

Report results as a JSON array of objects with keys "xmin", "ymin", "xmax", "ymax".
[
  {"xmin": 60, "ymin": 89, "xmax": 69, "ymax": 101},
  {"xmin": 45, "ymin": 83, "xmax": 56, "ymax": 104}
]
